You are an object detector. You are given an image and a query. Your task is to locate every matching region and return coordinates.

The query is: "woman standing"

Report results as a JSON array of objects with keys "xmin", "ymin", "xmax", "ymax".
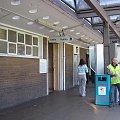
[{"xmin": 77, "ymin": 59, "xmax": 88, "ymax": 97}]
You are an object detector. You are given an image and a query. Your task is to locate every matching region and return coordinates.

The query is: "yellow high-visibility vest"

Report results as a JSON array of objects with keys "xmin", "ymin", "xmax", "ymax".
[{"xmin": 107, "ymin": 64, "xmax": 120, "ymax": 84}]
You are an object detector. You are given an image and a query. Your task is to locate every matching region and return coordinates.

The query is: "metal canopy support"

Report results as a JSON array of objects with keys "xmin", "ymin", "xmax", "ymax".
[
  {"xmin": 84, "ymin": 0, "xmax": 120, "ymax": 40},
  {"xmin": 77, "ymin": 6, "xmax": 120, "ymax": 18},
  {"xmin": 103, "ymin": 22, "xmax": 110, "ymax": 73}
]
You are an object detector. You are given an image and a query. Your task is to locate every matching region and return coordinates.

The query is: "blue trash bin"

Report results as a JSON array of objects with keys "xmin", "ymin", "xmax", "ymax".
[{"xmin": 95, "ymin": 74, "xmax": 110, "ymax": 106}]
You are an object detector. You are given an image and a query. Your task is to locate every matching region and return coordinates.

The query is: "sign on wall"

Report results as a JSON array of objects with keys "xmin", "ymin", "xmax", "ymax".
[
  {"xmin": 49, "ymin": 36, "xmax": 73, "ymax": 43},
  {"xmin": 39, "ymin": 59, "xmax": 47, "ymax": 73}
]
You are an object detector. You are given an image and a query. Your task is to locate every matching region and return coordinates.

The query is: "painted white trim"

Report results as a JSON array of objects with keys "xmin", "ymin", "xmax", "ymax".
[
  {"xmin": 46, "ymin": 38, "xmax": 49, "ymax": 95},
  {"xmin": 0, "ymin": 25, "xmax": 42, "ymax": 58},
  {"xmin": 0, "ymin": 22, "xmax": 49, "ymax": 38}
]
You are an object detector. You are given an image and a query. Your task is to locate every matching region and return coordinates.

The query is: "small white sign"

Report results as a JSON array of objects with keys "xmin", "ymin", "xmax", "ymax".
[
  {"xmin": 98, "ymin": 86, "xmax": 106, "ymax": 95},
  {"xmin": 49, "ymin": 36, "xmax": 73, "ymax": 43},
  {"xmin": 40, "ymin": 59, "xmax": 47, "ymax": 73}
]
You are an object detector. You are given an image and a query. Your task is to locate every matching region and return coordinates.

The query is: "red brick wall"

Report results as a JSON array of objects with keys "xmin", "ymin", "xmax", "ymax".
[{"xmin": 0, "ymin": 57, "xmax": 47, "ymax": 109}]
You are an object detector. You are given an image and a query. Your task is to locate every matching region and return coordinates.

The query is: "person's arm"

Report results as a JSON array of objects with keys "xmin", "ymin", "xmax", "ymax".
[
  {"xmin": 107, "ymin": 66, "xmax": 117, "ymax": 77},
  {"xmin": 85, "ymin": 64, "xmax": 88, "ymax": 73}
]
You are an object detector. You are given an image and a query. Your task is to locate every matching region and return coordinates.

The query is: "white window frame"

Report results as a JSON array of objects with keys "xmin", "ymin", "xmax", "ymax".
[{"xmin": 0, "ymin": 25, "xmax": 41, "ymax": 58}]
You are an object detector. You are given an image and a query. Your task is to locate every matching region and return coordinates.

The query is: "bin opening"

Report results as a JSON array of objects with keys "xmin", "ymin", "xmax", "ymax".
[{"xmin": 98, "ymin": 77, "xmax": 107, "ymax": 81}]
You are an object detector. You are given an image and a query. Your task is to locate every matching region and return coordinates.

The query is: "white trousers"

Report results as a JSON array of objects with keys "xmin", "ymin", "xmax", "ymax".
[{"xmin": 78, "ymin": 74, "xmax": 87, "ymax": 96}]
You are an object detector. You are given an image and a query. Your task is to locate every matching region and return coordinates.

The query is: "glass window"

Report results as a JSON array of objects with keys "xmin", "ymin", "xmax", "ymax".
[
  {"xmin": 0, "ymin": 28, "xmax": 7, "ymax": 40},
  {"xmin": 18, "ymin": 33, "xmax": 24, "ymax": 43},
  {"xmin": 33, "ymin": 37, "xmax": 38, "ymax": 46},
  {"xmin": 26, "ymin": 46, "xmax": 32, "ymax": 55},
  {"xmin": 62, "ymin": 0, "xmax": 75, "ymax": 8},
  {"xmin": 25, "ymin": 34, "xmax": 32, "ymax": 45},
  {"xmin": 99, "ymin": 0, "xmax": 120, "ymax": 6},
  {"xmin": 0, "ymin": 41, "xmax": 7, "ymax": 53},
  {"xmin": 76, "ymin": 0, "xmax": 90, "ymax": 10},
  {"xmin": 33, "ymin": 47, "xmax": 38, "ymax": 56},
  {"xmin": 8, "ymin": 30, "xmax": 17, "ymax": 42},
  {"xmin": 93, "ymin": 17, "xmax": 102, "ymax": 24},
  {"xmin": 9, "ymin": 43, "xmax": 16, "ymax": 54},
  {"xmin": 17, "ymin": 44, "xmax": 25, "ymax": 55}
]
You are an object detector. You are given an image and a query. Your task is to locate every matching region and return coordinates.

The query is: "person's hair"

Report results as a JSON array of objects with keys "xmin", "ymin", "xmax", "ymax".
[{"xmin": 79, "ymin": 59, "xmax": 85, "ymax": 66}]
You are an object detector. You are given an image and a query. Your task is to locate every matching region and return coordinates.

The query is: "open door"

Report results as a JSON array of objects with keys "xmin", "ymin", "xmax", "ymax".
[{"xmin": 48, "ymin": 43, "xmax": 60, "ymax": 92}]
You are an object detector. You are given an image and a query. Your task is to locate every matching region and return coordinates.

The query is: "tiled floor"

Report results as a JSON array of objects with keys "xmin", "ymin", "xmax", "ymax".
[{"xmin": 0, "ymin": 83, "xmax": 120, "ymax": 120}]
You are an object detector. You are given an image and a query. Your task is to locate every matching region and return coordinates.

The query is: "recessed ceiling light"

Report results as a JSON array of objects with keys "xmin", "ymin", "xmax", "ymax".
[
  {"xmin": 39, "ymin": 26, "xmax": 45, "ymax": 29},
  {"xmin": 12, "ymin": 16, "xmax": 20, "ymax": 20},
  {"xmin": 85, "ymin": 37, "xmax": 88, "ymax": 39},
  {"xmin": 80, "ymin": 35, "xmax": 85, "ymax": 37},
  {"xmin": 76, "ymin": 32, "xmax": 80, "ymax": 35},
  {"xmin": 70, "ymin": 29, "xmax": 74, "ymax": 32},
  {"xmin": 53, "ymin": 21, "xmax": 60, "ymax": 25},
  {"xmin": 29, "ymin": 9, "xmax": 37, "ymax": 14},
  {"xmin": 43, "ymin": 16, "xmax": 49, "ymax": 20},
  {"xmin": 49, "ymin": 30, "xmax": 55, "ymax": 32},
  {"xmin": 27, "ymin": 22, "xmax": 34, "ymax": 25},
  {"xmin": 11, "ymin": 0, "xmax": 21, "ymax": 5},
  {"xmin": 62, "ymin": 26, "xmax": 68, "ymax": 29}
]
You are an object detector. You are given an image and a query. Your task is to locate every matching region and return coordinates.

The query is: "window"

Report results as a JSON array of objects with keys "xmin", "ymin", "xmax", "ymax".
[
  {"xmin": 25, "ymin": 34, "xmax": 32, "ymax": 45},
  {"xmin": 8, "ymin": 30, "xmax": 17, "ymax": 42},
  {"xmin": 33, "ymin": 37, "xmax": 38, "ymax": 45},
  {"xmin": 17, "ymin": 44, "xmax": 25, "ymax": 55},
  {"xmin": 26, "ymin": 46, "xmax": 32, "ymax": 55},
  {"xmin": 0, "ymin": 28, "xmax": 7, "ymax": 40},
  {"xmin": 0, "ymin": 41, "xmax": 7, "ymax": 53},
  {"xmin": 33, "ymin": 46, "xmax": 38, "ymax": 56},
  {"xmin": 9, "ymin": 43, "xmax": 16, "ymax": 54},
  {"xmin": 18, "ymin": 33, "xmax": 24, "ymax": 43},
  {"xmin": 0, "ymin": 26, "xmax": 39, "ymax": 58}
]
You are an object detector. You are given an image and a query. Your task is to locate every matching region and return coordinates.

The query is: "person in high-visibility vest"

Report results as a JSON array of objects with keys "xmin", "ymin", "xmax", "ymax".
[{"xmin": 107, "ymin": 57, "xmax": 120, "ymax": 108}]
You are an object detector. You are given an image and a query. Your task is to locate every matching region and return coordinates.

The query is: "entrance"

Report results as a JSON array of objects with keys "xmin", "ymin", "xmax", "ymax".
[{"xmin": 48, "ymin": 43, "xmax": 60, "ymax": 92}]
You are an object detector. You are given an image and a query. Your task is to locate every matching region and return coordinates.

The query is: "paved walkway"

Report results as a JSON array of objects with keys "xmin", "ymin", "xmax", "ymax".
[{"xmin": 0, "ymin": 83, "xmax": 120, "ymax": 120}]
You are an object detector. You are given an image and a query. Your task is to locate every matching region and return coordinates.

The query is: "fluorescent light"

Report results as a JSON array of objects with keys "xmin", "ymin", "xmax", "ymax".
[
  {"xmin": 49, "ymin": 30, "xmax": 55, "ymax": 32},
  {"xmin": 53, "ymin": 21, "xmax": 60, "ymax": 25},
  {"xmin": 70, "ymin": 29, "xmax": 74, "ymax": 32},
  {"xmin": 39, "ymin": 26, "xmax": 45, "ymax": 29},
  {"xmin": 29, "ymin": 9, "xmax": 37, "ymax": 14},
  {"xmin": 62, "ymin": 26, "xmax": 68, "ymax": 29},
  {"xmin": 80, "ymin": 35, "xmax": 85, "ymax": 37},
  {"xmin": 27, "ymin": 22, "xmax": 34, "ymax": 25},
  {"xmin": 76, "ymin": 32, "xmax": 80, "ymax": 35},
  {"xmin": 43, "ymin": 16, "xmax": 49, "ymax": 20},
  {"xmin": 11, "ymin": 0, "xmax": 21, "ymax": 5},
  {"xmin": 12, "ymin": 16, "xmax": 20, "ymax": 20}
]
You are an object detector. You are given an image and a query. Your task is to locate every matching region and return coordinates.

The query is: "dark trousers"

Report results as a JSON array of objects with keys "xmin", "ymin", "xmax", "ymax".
[{"xmin": 110, "ymin": 84, "xmax": 120, "ymax": 105}]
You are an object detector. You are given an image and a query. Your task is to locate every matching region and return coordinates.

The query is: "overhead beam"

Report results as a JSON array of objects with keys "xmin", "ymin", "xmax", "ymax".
[
  {"xmin": 84, "ymin": 0, "xmax": 120, "ymax": 40},
  {"xmin": 77, "ymin": 6, "xmax": 120, "ymax": 18}
]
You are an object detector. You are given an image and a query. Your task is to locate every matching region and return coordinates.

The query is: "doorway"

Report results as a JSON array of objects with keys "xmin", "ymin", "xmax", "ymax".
[{"xmin": 48, "ymin": 43, "xmax": 60, "ymax": 92}]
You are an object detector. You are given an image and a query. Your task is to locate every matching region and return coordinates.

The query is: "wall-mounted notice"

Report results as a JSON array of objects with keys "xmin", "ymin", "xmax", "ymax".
[
  {"xmin": 39, "ymin": 59, "xmax": 47, "ymax": 73},
  {"xmin": 98, "ymin": 86, "xmax": 106, "ymax": 95}
]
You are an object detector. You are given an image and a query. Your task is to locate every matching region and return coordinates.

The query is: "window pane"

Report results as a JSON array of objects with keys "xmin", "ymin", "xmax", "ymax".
[
  {"xmin": 93, "ymin": 17, "xmax": 102, "ymax": 23},
  {"xmin": 62, "ymin": 0, "xmax": 75, "ymax": 8},
  {"xmin": 8, "ymin": 30, "xmax": 17, "ymax": 42},
  {"xmin": 17, "ymin": 44, "xmax": 25, "ymax": 55},
  {"xmin": 0, "ymin": 28, "xmax": 7, "ymax": 40},
  {"xmin": 76, "ymin": 0, "xmax": 90, "ymax": 10},
  {"xmin": 99, "ymin": 0, "xmax": 120, "ymax": 6},
  {"xmin": 33, "ymin": 47, "xmax": 38, "ymax": 56},
  {"xmin": 9, "ymin": 43, "xmax": 16, "ymax": 53},
  {"xmin": 18, "ymin": 33, "xmax": 24, "ymax": 43},
  {"xmin": 26, "ymin": 46, "xmax": 31, "ymax": 55},
  {"xmin": 33, "ymin": 37, "xmax": 38, "ymax": 46},
  {"xmin": 25, "ymin": 34, "xmax": 32, "ymax": 45},
  {"xmin": 0, "ymin": 41, "xmax": 7, "ymax": 53}
]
